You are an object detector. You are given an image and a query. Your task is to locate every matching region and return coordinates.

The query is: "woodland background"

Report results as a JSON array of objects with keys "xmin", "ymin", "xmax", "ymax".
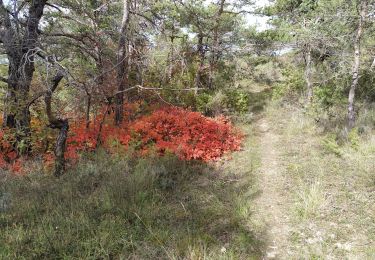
[{"xmin": 0, "ymin": 0, "xmax": 374, "ymax": 258}]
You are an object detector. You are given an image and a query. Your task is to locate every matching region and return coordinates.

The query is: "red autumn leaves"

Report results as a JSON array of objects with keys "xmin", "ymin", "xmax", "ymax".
[
  {"xmin": 131, "ymin": 107, "xmax": 242, "ymax": 161},
  {"xmin": 0, "ymin": 105, "xmax": 243, "ymax": 173}
]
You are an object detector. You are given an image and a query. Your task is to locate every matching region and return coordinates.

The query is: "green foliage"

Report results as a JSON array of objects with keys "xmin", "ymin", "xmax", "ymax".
[
  {"xmin": 321, "ymin": 134, "xmax": 342, "ymax": 156},
  {"xmin": 272, "ymin": 65, "xmax": 305, "ymax": 100},
  {"xmin": 253, "ymin": 60, "xmax": 283, "ymax": 85},
  {"xmin": 348, "ymin": 127, "xmax": 360, "ymax": 150},
  {"xmin": 357, "ymin": 70, "xmax": 375, "ymax": 102},
  {"xmin": 196, "ymin": 89, "xmax": 250, "ymax": 115},
  {"xmin": 225, "ymin": 89, "xmax": 250, "ymax": 114},
  {"xmin": 196, "ymin": 92, "xmax": 213, "ymax": 114},
  {"xmin": 314, "ymin": 85, "xmax": 345, "ymax": 108}
]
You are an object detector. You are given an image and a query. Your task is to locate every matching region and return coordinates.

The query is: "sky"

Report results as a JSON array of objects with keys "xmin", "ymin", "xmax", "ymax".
[
  {"xmin": 2, "ymin": 0, "xmax": 272, "ymax": 32},
  {"xmin": 244, "ymin": 0, "xmax": 271, "ymax": 31}
]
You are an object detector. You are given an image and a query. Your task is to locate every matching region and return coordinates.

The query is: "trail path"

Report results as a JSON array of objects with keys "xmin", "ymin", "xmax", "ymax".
[{"xmin": 255, "ymin": 117, "xmax": 291, "ymax": 259}]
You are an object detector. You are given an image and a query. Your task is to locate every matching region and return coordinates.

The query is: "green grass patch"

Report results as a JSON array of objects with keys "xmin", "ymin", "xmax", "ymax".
[{"xmin": 0, "ymin": 146, "xmax": 263, "ymax": 259}]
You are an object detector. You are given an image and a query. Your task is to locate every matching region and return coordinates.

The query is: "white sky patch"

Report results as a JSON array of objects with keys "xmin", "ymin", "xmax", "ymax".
[
  {"xmin": 244, "ymin": 0, "xmax": 271, "ymax": 31},
  {"xmin": 204, "ymin": 0, "xmax": 272, "ymax": 31}
]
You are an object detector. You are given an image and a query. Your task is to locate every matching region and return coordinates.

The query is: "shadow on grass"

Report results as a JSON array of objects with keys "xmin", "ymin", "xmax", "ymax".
[
  {"xmin": 248, "ymin": 87, "xmax": 273, "ymax": 114},
  {"xmin": 0, "ymin": 150, "xmax": 265, "ymax": 259}
]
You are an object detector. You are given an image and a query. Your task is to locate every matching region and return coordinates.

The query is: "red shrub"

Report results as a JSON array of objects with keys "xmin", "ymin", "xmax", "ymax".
[
  {"xmin": 0, "ymin": 105, "xmax": 243, "ymax": 173},
  {"xmin": 131, "ymin": 107, "xmax": 242, "ymax": 161}
]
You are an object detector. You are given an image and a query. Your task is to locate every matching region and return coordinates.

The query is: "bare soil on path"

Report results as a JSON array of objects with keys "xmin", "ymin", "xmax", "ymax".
[{"xmin": 254, "ymin": 117, "xmax": 292, "ymax": 259}]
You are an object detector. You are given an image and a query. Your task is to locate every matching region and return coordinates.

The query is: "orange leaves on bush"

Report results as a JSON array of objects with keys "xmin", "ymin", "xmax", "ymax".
[
  {"xmin": 66, "ymin": 116, "xmax": 131, "ymax": 161},
  {"xmin": 64, "ymin": 106, "xmax": 242, "ymax": 162},
  {"xmin": 131, "ymin": 107, "xmax": 243, "ymax": 161},
  {"xmin": 0, "ymin": 104, "xmax": 243, "ymax": 173}
]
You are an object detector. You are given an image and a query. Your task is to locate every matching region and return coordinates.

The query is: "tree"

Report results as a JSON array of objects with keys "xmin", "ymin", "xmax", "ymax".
[
  {"xmin": 0, "ymin": 0, "xmax": 48, "ymax": 153},
  {"xmin": 115, "ymin": 0, "xmax": 131, "ymax": 125},
  {"xmin": 270, "ymin": 0, "xmax": 319, "ymax": 103},
  {"xmin": 348, "ymin": 0, "xmax": 367, "ymax": 129}
]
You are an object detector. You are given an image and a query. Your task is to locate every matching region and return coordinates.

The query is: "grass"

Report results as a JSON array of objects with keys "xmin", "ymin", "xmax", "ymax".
[
  {"xmin": 0, "ymin": 126, "xmax": 264, "ymax": 259},
  {"xmin": 295, "ymin": 179, "xmax": 326, "ymax": 220},
  {"xmin": 266, "ymin": 101, "xmax": 375, "ymax": 259}
]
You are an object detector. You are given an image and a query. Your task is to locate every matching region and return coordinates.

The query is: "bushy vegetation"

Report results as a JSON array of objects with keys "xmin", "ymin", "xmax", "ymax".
[
  {"xmin": 0, "ymin": 105, "xmax": 243, "ymax": 173},
  {"xmin": 1, "ymin": 0, "xmax": 375, "ymax": 258}
]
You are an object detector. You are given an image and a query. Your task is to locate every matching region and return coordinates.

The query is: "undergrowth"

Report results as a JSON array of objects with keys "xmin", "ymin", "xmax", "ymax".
[{"xmin": 0, "ymin": 144, "xmax": 263, "ymax": 259}]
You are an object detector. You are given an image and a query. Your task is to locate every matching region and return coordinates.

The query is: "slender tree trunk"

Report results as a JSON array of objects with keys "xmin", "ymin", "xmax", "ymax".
[
  {"xmin": 194, "ymin": 33, "xmax": 205, "ymax": 94},
  {"xmin": 305, "ymin": 44, "xmax": 313, "ymax": 102},
  {"xmin": 348, "ymin": 0, "xmax": 366, "ymax": 129},
  {"xmin": 115, "ymin": 0, "xmax": 130, "ymax": 125},
  {"xmin": 53, "ymin": 120, "xmax": 69, "ymax": 177},
  {"xmin": 208, "ymin": 0, "xmax": 225, "ymax": 89},
  {"xmin": 166, "ymin": 36, "xmax": 175, "ymax": 84},
  {"xmin": 132, "ymin": 39, "xmax": 145, "ymax": 86},
  {"xmin": 45, "ymin": 71, "xmax": 68, "ymax": 177},
  {"xmin": 370, "ymin": 56, "xmax": 375, "ymax": 71},
  {"xmin": 85, "ymin": 93, "xmax": 91, "ymax": 129}
]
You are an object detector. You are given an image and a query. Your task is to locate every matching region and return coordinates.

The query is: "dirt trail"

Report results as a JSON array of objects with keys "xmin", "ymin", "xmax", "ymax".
[{"xmin": 255, "ymin": 117, "xmax": 291, "ymax": 259}]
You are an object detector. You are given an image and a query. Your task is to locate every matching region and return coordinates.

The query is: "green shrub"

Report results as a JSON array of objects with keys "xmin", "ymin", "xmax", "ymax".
[
  {"xmin": 348, "ymin": 127, "xmax": 360, "ymax": 150},
  {"xmin": 253, "ymin": 60, "xmax": 282, "ymax": 85},
  {"xmin": 225, "ymin": 89, "xmax": 250, "ymax": 114},
  {"xmin": 314, "ymin": 84, "xmax": 344, "ymax": 108},
  {"xmin": 196, "ymin": 92, "xmax": 213, "ymax": 114},
  {"xmin": 196, "ymin": 90, "xmax": 250, "ymax": 115},
  {"xmin": 272, "ymin": 66, "xmax": 305, "ymax": 100},
  {"xmin": 321, "ymin": 134, "xmax": 342, "ymax": 156}
]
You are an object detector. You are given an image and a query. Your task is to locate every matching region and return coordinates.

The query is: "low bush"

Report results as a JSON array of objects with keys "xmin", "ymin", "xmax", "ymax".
[{"xmin": 0, "ymin": 105, "xmax": 243, "ymax": 173}]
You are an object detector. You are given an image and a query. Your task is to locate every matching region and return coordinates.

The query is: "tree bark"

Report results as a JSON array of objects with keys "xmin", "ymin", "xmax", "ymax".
[
  {"xmin": 348, "ymin": 0, "xmax": 366, "ymax": 129},
  {"xmin": 115, "ymin": 0, "xmax": 130, "ymax": 125},
  {"xmin": 166, "ymin": 36, "xmax": 175, "ymax": 84},
  {"xmin": 305, "ymin": 44, "xmax": 313, "ymax": 103},
  {"xmin": 0, "ymin": 0, "xmax": 47, "ymax": 153},
  {"xmin": 194, "ymin": 33, "xmax": 205, "ymax": 94},
  {"xmin": 44, "ymin": 70, "xmax": 69, "ymax": 177},
  {"xmin": 208, "ymin": 0, "xmax": 226, "ymax": 89},
  {"xmin": 85, "ymin": 93, "xmax": 91, "ymax": 129}
]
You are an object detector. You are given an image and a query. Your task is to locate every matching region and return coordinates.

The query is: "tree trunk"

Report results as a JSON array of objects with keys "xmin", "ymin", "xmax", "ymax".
[
  {"xmin": 166, "ymin": 36, "xmax": 175, "ymax": 84},
  {"xmin": 86, "ymin": 93, "xmax": 91, "ymax": 129},
  {"xmin": 45, "ymin": 70, "xmax": 68, "ymax": 177},
  {"xmin": 194, "ymin": 33, "xmax": 205, "ymax": 94},
  {"xmin": 208, "ymin": 0, "xmax": 226, "ymax": 89},
  {"xmin": 348, "ymin": 0, "xmax": 366, "ymax": 129},
  {"xmin": 115, "ymin": 0, "xmax": 130, "ymax": 125},
  {"xmin": 53, "ymin": 120, "xmax": 69, "ymax": 177},
  {"xmin": 0, "ymin": 0, "xmax": 47, "ymax": 153},
  {"xmin": 305, "ymin": 44, "xmax": 313, "ymax": 103}
]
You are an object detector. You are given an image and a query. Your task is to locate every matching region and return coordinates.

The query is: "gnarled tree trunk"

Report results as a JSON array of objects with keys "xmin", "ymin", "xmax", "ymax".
[
  {"xmin": 0, "ymin": 0, "xmax": 47, "ymax": 153},
  {"xmin": 45, "ymin": 70, "xmax": 68, "ymax": 177}
]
